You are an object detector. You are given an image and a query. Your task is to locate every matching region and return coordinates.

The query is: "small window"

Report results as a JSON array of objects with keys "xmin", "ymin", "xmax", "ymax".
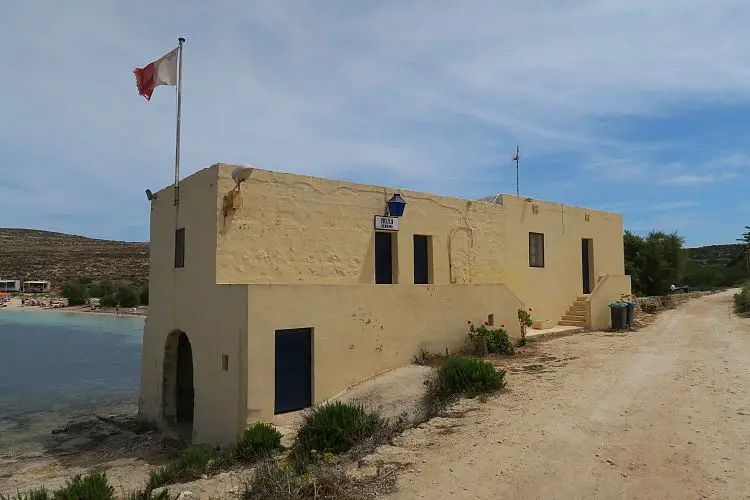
[
  {"xmin": 175, "ymin": 228, "xmax": 185, "ymax": 268},
  {"xmin": 221, "ymin": 354, "xmax": 229, "ymax": 371},
  {"xmin": 413, "ymin": 235, "xmax": 432, "ymax": 284},
  {"xmin": 529, "ymin": 232, "xmax": 545, "ymax": 268}
]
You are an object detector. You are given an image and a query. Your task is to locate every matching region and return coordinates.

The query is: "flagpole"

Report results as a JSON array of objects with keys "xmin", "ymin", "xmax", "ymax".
[{"xmin": 174, "ymin": 37, "xmax": 185, "ymax": 206}]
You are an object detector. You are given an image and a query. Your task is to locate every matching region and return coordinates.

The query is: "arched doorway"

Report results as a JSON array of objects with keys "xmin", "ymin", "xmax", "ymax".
[{"xmin": 163, "ymin": 331, "xmax": 194, "ymax": 438}]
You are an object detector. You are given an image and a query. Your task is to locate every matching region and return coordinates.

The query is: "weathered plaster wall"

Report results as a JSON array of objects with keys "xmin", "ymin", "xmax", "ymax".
[
  {"xmin": 215, "ymin": 166, "xmax": 506, "ymax": 286},
  {"xmin": 245, "ymin": 283, "xmax": 524, "ymax": 422},
  {"xmin": 140, "ymin": 168, "xmax": 248, "ymax": 446},
  {"xmin": 214, "ymin": 164, "xmax": 626, "ymax": 323}
]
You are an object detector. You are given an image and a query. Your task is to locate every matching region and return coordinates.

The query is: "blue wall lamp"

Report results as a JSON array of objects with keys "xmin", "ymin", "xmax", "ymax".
[{"xmin": 387, "ymin": 193, "xmax": 407, "ymax": 217}]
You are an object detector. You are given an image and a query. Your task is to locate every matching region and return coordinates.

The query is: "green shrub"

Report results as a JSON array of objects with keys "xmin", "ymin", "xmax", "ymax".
[
  {"xmin": 242, "ymin": 456, "xmax": 357, "ymax": 500},
  {"xmin": 89, "ymin": 280, "xmax": 115, "ymax": 298},
  {"xmin": 436, "ymin": 355, "xmax": 505, "ymax": 398},
  {"xmin": 467, "ymin": 323, "xmax": 514, "ymax": 356},
  {"xmin": 140, "ymin": 285, "xmax": 149, "ymax": 306},
  {"xmin": 233, "ymin": 422, "xmax": 283, "ymax": 462},
  {"xmin": 147, "ymin": 445, "xmax": 214, "ymax": 490},
  {"xmin": 60, "ymin": 282, "xmax": 89, "ymax": 306},
  {"xmin": 295, "ymin": 402, "xmax": 385, "ymax": 459},
  {"xmin": 126, "ymin": 489, "xmax": 172, "ymax": 500},
  {"xmin": 0, "ymin": 488, "xmax": 51, "ymax": 500},
  {"xmin": 0, "ymin": 473, "xmax": 120, "ymax": 500},
  {"xmin": 421, "ymin": 356, "xmax": 506, "ymax": 419},
  {"xmin": 54, "ymin": 472, "xmax": 115, "ymax": 500},
  {"xmin": 735, "ymin": 284, "xmax": 750, "ymax": 314},
  {"xmin": 116, "ymin": 285, "xmax": 139, "ymax": 308},
  {"xmin": 99, "ymin": 294, "xmax": 118, "ymax": 307}
]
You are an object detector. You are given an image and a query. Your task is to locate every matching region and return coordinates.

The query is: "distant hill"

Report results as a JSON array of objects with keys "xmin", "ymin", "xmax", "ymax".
[
  {"xmin": 0, "ymin": 229, "xmax": 148, "ymax": 287},
  {"xmin": 684, "ymin": 243, "xmax": 747, "ymax": 289},
  {"xmin": 686, "ymin": 244, "xmax": 743, "ymax": 263}
]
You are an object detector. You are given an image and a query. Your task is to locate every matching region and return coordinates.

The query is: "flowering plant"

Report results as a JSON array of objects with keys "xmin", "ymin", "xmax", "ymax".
[{"xmin": 517, "ymin": 307, "xmax": 534, "ymax": 346}]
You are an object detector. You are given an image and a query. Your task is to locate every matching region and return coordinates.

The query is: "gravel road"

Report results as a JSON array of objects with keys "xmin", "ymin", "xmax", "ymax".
[{"xmin": 382, "ymin": 290, "xmax": 750, "ymax": 499}]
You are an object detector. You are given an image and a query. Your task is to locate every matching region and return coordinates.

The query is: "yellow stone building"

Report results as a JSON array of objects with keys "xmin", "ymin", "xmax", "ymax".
[{"xmin": 139, "ymin": 163, "xmax": 630, "ymax": 445}]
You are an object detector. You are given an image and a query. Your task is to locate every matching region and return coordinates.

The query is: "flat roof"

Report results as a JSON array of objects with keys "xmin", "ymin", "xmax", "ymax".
[{"xmin": 164, "ymin": 164, "xmax": 624, "ymax": 217}]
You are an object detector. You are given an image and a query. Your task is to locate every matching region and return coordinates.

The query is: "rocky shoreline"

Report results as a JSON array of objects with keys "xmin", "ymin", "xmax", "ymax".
[{"xmin": 0, "ymin": 413, "xmax": 173, "ymax": 496}]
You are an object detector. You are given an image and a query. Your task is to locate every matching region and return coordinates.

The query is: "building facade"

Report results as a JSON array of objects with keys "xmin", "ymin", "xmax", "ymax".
[
  {"xmin": 140, "ymin": 164, "xmax": 630, "ymax": 445},
  {"xmin": 22, "ymin": 281, "xmax": 51, "ymax": 293},
  {"xmin": 0, "ymin": 280, "xmax": 21, "ymax": 292}
]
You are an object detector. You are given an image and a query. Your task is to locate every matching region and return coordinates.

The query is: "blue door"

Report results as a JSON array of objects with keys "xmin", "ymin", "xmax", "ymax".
[{"xmin": 274, "ymin": 328, "xmax": 313, "ymax": 414}]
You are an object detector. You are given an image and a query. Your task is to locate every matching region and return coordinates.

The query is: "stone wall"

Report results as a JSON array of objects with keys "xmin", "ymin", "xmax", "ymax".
[{"xmin": 636, "ymin": 291, "xmax": 714, "ymax": 314}]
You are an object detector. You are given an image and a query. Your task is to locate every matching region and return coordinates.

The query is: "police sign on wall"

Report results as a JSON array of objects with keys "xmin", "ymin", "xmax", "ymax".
[{"xmin": 374, "ymin": 216, "xmax": 399, "ymax": 231}]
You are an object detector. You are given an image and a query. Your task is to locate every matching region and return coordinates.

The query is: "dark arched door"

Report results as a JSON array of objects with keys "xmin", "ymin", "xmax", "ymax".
[{"xmin": 176, "ymin": 333, "xmax": 194, "ymax": 423}]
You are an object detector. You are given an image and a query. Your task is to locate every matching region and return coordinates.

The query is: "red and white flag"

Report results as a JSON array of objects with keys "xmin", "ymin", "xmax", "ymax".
[{"xmin": 133, "ymin": 48, "xmax": 178, "ymax": 101}]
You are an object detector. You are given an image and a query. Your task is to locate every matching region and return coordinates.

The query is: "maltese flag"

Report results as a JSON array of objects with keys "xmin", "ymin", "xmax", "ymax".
[{"xmin": 133, "ymin": 48, "xmax": 178, "ymax": 101}]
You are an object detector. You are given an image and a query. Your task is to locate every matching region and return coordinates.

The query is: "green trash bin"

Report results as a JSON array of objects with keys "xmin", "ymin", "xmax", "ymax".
[
  {"xmin": 625, "ymin": 302, "xmax": 636, "ymax": 329},
  {"xmin": 609, "ymin": 302, "xmax": 627, "ymax": 330}
]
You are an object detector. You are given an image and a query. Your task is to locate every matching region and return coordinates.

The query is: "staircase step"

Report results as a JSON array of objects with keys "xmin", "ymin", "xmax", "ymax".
[
  {"xmin": 558, "ymin": 320, "xmax": 586, "ymax": 327},
  {"xmin": 569, "ymin": 305, "xmax": 587, "ymax": 312},
  {"xmin": 562, "ymin": 314, "xmax": 585, "ymax": 321}
]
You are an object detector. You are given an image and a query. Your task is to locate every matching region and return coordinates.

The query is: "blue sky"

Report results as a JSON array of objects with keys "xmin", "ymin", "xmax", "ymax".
[{"xmin": 2, "ymin": 1, "xmax": 750, "ymax": 246}]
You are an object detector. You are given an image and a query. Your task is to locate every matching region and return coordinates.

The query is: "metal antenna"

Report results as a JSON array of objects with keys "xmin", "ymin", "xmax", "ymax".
[{"xmin": 511, "ymin": 145, "xmax": 521, "ymax": 196}]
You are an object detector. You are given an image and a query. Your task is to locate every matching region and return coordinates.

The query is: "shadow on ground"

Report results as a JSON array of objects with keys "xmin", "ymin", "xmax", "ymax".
[{"xmin": 41, "ymin": 414, "xmax": 171, "ymax": 469}]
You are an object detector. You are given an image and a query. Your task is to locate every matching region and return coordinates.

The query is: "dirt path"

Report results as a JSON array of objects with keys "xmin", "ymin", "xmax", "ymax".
[{"xmin": 377, "ymin": 290, "xmax": 750, "ymax": 499}]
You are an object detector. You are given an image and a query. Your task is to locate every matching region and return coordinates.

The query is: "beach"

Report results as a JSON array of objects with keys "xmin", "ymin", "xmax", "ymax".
[{"xmin": 1, "ymin": 296, "xmax": 147, "ymax": 317}]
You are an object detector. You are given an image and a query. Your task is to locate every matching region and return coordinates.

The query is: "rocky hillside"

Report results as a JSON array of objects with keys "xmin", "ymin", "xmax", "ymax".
[
  {"xmin": 0, "ymin": 229, "xmax": 148, "ymax": 287},
  {"xmin": 686, "ymin": 244, "xmax": 743, "ymax": 263}
]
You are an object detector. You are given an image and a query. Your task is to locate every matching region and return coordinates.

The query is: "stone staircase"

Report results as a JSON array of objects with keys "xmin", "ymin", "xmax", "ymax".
[{"xmin": 558, "ymin": 295, "xmax": 589, "ymax": 327}]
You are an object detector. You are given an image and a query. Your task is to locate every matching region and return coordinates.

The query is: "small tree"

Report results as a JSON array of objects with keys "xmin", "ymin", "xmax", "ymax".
[
  {"xmin": 100, "ymin": 294, "xmax": 118, "ymax": 307},
  {"xmin": 89, "ymin": 279, "xmax": 115, "ymax": 298},
  {"xmin": 60, "ymin": 282, "xmax": 89, "ymax": 306},
  {"xmin": 625, "ymin": 230, "xmax": 686, "ymax": 296},
  {"xmin": 736, "ymin": 226, "xmax": 750, "ymax": 277},
  {"xmin": 115, "ymin": 285, "xmax": 139, "ymax": 308}
]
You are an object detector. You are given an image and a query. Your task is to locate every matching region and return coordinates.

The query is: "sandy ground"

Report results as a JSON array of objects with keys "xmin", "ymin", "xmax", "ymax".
[{"xmin": 372, "ymin": 290, "xmax": 750, "ymax": 499}]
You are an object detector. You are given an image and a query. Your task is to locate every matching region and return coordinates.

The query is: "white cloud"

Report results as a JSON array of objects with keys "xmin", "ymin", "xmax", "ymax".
[
  {"xmin": 659, "ymin": 172, "xmax": 738, "ymax": 186},
  {"xmin": 651, "ymin": 201, "xmax": 700, "ymax": 211},
  {"xmin": 706, "ymin": 153, "xmax": 750, "ymax": 169},
  {"xmin": 589, "ymin": 154, "xmax": 746, "ymax": 186}
]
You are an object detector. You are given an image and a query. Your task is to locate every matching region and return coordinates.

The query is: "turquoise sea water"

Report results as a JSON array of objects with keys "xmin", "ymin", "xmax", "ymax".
[{"xmin": 0, "ymin": 309, "xmax": 144, "ymax": 453}]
